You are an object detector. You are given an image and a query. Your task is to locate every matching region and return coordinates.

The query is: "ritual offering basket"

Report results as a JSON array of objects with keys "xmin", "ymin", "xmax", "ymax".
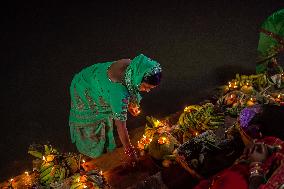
[{"xmin": 175, "ymin": 130, "xmax": 244, "ymax": 179}]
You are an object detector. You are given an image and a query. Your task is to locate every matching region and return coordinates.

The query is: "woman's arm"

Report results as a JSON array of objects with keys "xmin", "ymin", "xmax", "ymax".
[
  {"xmin": 248, "ymin": 143, "xmax": 268, "ymax": 189},
  {"xmin": 114, "ymin": 119, "xmax": 138, "ymax": 162},
  {"xmin": 114, "ymin": 119, "xmax": 131, "ymax": 148},
  {"xmin": 249, "ymin": 176, "xmax": 265, "ymax": 189}
]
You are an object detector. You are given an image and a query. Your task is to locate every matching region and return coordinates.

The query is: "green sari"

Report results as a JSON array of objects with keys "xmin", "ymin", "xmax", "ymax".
[
  {"xmin": 69, "ymin": 54, "xmax": 161, "ymax": 158},
  {"xmin": 256, "ymin": 9, "xmax": 284, "ymax": 74}
]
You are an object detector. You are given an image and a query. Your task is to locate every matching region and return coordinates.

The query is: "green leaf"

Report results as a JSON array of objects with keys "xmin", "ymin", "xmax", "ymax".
[{"xmin": 28, "ymin": 150, "xmax": 43, "ymax": 158}]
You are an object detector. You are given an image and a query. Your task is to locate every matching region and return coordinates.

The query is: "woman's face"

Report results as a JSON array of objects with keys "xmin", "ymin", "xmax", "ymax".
[{"xmin": 139, "ymin": 82, "xmax": 157, "ymax": 92}]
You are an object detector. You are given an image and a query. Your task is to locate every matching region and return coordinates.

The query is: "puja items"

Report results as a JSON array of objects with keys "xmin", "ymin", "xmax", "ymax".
[{"xmin": 175, "ymin": 130, "xmax": 244, "ymax": 178}]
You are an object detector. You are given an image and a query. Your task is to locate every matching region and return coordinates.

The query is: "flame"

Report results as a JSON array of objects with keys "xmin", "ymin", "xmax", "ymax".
[
  {"xmin": 184, "ymin": 106, "xmax": 192, "ymax": 112},
  {"xmin": 158, "ymin": 137, "xmax": 168, "ymax": 144},
  {"xmin": 100, "ymin": 170, "xmax": 103, "ymax": 175},
  {"xmin": 155, "ymin": 120, "xmax": 161, "ymax": 127},
  {"xmin": 10, "ymin": 178, "xmax": 14, "ymax": 182},
  {"xmin": 278, "ymin": 94, "xmax": 281, "ymax": 99},
  {"xmin": 195, "ymin": 132, "xmax": 198, "ymax": 136}
]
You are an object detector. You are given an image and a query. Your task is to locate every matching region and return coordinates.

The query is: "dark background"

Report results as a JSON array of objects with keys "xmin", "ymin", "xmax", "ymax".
[{"xmin": 1, "ymin": 1, "xmax": 283, "ymax": 182}]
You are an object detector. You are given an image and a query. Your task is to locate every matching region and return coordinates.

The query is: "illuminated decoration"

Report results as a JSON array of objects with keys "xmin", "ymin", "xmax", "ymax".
[
  {"xmin": 228, "ymin": 80, "xmax": 238, "ymax": 89},
  {"xmin": 247, "ymin": 97, "xmax": 257, "ymax": 106},
  {"xmin": 275, "ymin": 93, "xmax": 283, "ymax": 103},
  {"xmin": 158, "ymin": 136, "xmax": 169, "ymax": 144},
  {"xmin": 137, "ymin": 135, "xmax": 153, "ymax": 150},
  {"xmin": 154, "ymin": 120, "xmax": 161, "ymax": 127}
]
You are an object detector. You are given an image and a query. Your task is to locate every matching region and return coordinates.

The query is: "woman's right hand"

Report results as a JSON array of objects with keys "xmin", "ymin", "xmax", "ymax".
[
  {"xmin": 124, "ymin": 144, "xmax": 138, "ymax": 166},
  {"xmin": 128, "ymin": 103, "xmax": 141, "ymax": 116}
]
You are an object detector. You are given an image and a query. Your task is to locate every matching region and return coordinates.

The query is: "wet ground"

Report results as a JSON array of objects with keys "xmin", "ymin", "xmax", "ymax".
[{"xmin": 1, "ymin": 1, "xmax": 284, "ymax": 182}]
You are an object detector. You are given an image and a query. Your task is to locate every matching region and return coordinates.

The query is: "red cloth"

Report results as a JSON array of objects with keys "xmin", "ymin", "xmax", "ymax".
[
  {"xmin": 194, "ymin": 136, "xmax": 284, "ymax": 189},
  {"xmin": 194, "ymin": 164, "xmax": 249, "ymax": 189},
  {"xmin": 257, "ymin": 137, "xmax": 284, "ymax": 189}
]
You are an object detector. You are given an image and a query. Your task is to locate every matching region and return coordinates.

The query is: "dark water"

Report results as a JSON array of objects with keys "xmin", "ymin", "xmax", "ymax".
[{"xmin": 1, "ymin": 1, "xmax": 284, "ymax": 182}]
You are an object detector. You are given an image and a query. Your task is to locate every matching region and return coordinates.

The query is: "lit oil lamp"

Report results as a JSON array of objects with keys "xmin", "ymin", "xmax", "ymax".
[
  {"xmin": 228, "ymin": 81, "xmax": 238, "ymax": 90},
  {"xmin": 240, "ymin": 82, "xmax": 254, "ymax": 94},
  {"xmin": 137, "ymin": 135, "xmax": 152, "ymax": 150},
  {"xmin": 246, "ymin": 97, "xmax": 256, "ymax": 107},
  {"xmin": 275, "ymin": 94, "xmax": 282, "ymax": 103},
  {"xmin": 158, "ymin": 136, "xmax": 169, "ymax": 144},
  {"xmin": 225, "ymin": 93, "xmax": 237, "ymax": 106},
  {"xmin": 154, "ymin": 120, "xmax": 161, "ymax": 127},
  {"xmin": 184, "ymin": 106, "xmax": 192, "ymax": 112}
]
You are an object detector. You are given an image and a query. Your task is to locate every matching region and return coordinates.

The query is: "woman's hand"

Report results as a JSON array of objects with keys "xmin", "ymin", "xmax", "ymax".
[
  {"xmin": 248, "ymin": 143, "xmax": 269, "ymax": 163},
  {"xmin": 128, "ymin": 103, "xmax": 141, "ymax": 116},
  {"xmin": 124, "ymin": 144, "xmax": 138, "ymax": 166}
]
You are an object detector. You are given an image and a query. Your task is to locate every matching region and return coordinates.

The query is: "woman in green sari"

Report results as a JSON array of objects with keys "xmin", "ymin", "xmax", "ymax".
[
  {"xmin": 256, "ymin": 9, "xmax": 284, "ymax": 78},
  {"xmin": 69, "ymin": 54, "xmax": 162, "ymax": 161}
]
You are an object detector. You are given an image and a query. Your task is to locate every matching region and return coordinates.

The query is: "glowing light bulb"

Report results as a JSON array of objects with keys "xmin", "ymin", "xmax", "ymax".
[
  {"xmin": 100, "ymin": 170, "xmax": 103, "ymax": 175},
  {"xmin": 82, "ymin": 159, "xmax": 85, "ymax": 163},
  {"xmin": 25, "ymin": 171, "xmax": 29, "ymax": 176},
  {"xmin": 195, "ymin": 132, "xmax": 198, "ymax": 136},
  {"xmin": 10, "ymin": 178, "xmax": 14, "ymax": 182},
  {"xmin": 278, "ymin": 94, "xmax": 281, "ymax": 98}
]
